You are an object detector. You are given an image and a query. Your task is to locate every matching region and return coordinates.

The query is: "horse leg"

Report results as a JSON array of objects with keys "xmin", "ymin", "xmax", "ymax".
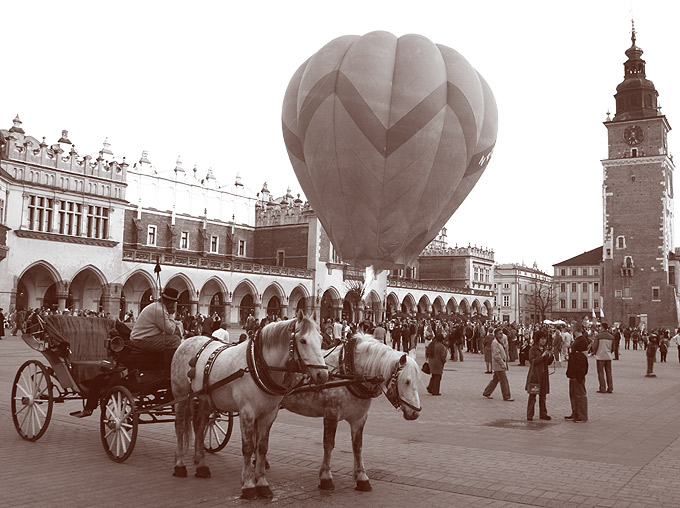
[
  {"xmin": 172, "ymin": 399, "xmax": 190, "ymax": 478},
  {"xmin": 253, "ymin": 409, "xmax": 278, "ymax": 499},
  {"xmin": 239, "ymin": 413, "xmax": 258, "ymax": 500},
  {"xmin": 318, "ymin": 416, "xmax": 338, "ymax": 490},
  {"xmin": 192, "ymin": 397, "xmax": 211, "ymax": 478},
  {"xmin": 350, "ymin": 414, "xmax": 372, "ymax": 491}
]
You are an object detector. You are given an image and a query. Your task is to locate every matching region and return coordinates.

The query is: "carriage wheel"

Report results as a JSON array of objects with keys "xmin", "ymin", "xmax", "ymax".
[
  {"xmin": 204, "ymin": 411, "xmax": 233, "ymax": 453},
  {"xmin": 11, "ymin": 360, "xmax": 54, "ymax": 441},
  {"xmin": 100, "ymin": 386, "xmax": 138, "ymax": 462}
]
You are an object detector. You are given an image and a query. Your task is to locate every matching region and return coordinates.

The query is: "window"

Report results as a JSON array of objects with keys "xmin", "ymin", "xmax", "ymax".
[
  {"xmin": 277, "ymin": 250, "xmax": 285, "ymax": 266},
  {"xmin": 0, "ymin": 196, "xmax": 4, "ymax": 224},
  {"xmin": 28, "ymin": 195, "xmax": 54, "ymax": 232},
  {"xmin": 147, "ymin": 225, "xmax": 157, "ymax": 246},
  {"xmin": 594, "ymin": 300, "xmax": 599, "ymax": 309},
  {"xmin": 670, "ymin": 266, "xmax": 676, "ymax": 286},
  {"xmin": 594, "ymin": 283, "xmax": 599, "ymax": 292},
  {"xmin": 615, "ymin": 290, "xmax": 622, "ymax": 298},
  {"xmin": 560, "ymin": 269, "xmax": 566, "ymax": 276},
  {"xmin": 623, "ymin": 286, "xmax": 631, "ymax": 298},
  {"xmin": 571, "ymin": 299, "xmax": 577, "ymax": 309},
  {"xmin": 583, "ymin": 268, "xmax": 588, "ymax": 276},
  {"xmin": 502, "ymin": 295, "xmax": 509, "ymax": 307},
  {"xmin": 560, "ymin": 283, "xmax": 566, "ymax": 292},
  {"xmin": 238, "ymin": 239, "xmax": 246, "ymax": 256},
  {"xmin": 582, "ymin": 282, "xmax": 588, "ymax": 292},
  {"xmin": 503, "ymin": 283, "xmax": 510, "ymax": 289},
  {"xmin": 86, "ymin": 205, "xmax": 109, "ymax": 239},
  {"xmin": 624, "ymin": 256, "xmax": 634, "ymax": 268},
  {"xmin": 594, "ymin": 268, "xmax": 599, "ymax": 275},
  {"xmin": 560, "ymin": 299, "xmax": 566, "ymax": 309},
  {"xmin": 571, "ymin": 269, "xmax": 577, "ymax": 276},
  {"xmin": 571, "ymin": 283, "xmax": 577, "ymax": 292},
  {"xmin": 210, "ymin": 235, "xmax": 219, "ymax": 253},
  {"xmin": 582, "ymin": 299, "xmax": 588, "ymax": 309},
  {"xmin": 652, "ymin": 287, "xmax": 660, "ymax": 301},
  {"xmin": 58, "ymin": 201, "xmax": 82, "ymax": 236},
  {"xmin": 180, "ymin": 231, "xmax": 189, "ymax": 250},
  {"xmin": 616, "ymin": 236, "xmax": 625, "ymax": 249}
]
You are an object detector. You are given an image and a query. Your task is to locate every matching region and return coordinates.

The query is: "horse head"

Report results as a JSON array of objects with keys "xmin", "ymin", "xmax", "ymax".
[
  {"xmin": 385, "ymin": 353, "xmax": 422, "ymax": 421},
  {"xmin": 290, "ymin": 311, "xmax": 329, "ymax": 386}
]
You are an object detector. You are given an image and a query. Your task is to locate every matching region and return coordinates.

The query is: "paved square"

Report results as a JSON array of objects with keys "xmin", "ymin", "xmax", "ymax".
[{"xmin": 3, "ymin": 333, "xmax": 680, "ymax": 507}]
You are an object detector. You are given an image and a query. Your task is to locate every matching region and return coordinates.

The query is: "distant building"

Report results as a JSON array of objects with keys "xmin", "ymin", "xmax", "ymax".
[
  {"xmin": 494, "ymin": 263, "xmax": 552, "ymax": 324},
  {"xmin": 553, "ymin": 247, "xmax": 603, "ymax": 323},
  {"xmin": 601, "ymin": 27, "xmax": 678, "ymax": 330}
]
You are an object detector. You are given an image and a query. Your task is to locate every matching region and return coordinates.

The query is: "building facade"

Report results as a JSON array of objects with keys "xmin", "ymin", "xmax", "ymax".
[
  {"xmin": 601, "ymin": 28, "xmax": 679, "ymax": 330},
  {"xmin": 553, "ymin": 247, "xmax": 603, "ymax": 323},
  {"xmin": 0, "ymin": 118, "xmax": 494, "ymax": 326},
  {"xmin": 494, "ymin": 263, "xmax": 553, "ymax": 324}
]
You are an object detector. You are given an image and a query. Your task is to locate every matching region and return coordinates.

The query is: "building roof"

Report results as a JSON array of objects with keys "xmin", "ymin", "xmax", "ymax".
[{"xmin": 553, "ymin": 246, "xmax": 602, "ymax": 267}]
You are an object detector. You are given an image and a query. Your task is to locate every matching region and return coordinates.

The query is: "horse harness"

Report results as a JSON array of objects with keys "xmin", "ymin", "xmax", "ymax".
[
  {"xmin": 187, "ymin": 323, "xmax": 327, "ymax": 403},
  {"xmin": 339, "ymin": 337, "xmax": 422, "ymax": 413}
]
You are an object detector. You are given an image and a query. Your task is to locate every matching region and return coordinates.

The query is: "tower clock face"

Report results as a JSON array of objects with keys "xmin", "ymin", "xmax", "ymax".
[{"xmin": 623, "ymin": 125, "xmax": 644, "ymax": 145}]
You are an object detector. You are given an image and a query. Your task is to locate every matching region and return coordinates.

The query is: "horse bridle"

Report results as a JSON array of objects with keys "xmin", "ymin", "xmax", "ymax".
[
  {"xmin": 247, "ymin": 322, "xmax": 327, "ymax": 396},
  {"xmin": 384, "ymin": 358, "xmax": 422, "ymax": 413}
]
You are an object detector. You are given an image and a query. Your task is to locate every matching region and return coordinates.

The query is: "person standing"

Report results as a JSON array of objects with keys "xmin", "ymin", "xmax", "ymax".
[
  {"xmin": 483, "ymin": 328, "xmax": 494, "ymax": 373},
  {"xmin": 593, "ymin": 323, "xmax": 615, "ymax": 393},
  {"xmin": 671, "ymin": 328, "xmax": 680, "ymax": 363},
  {"xmin": 632, "ymin": 328, "xmax": 640, "ymax": 350},
  {"xmin": 659, "ymin": 332, "xmax": 669, "ymax": 363},
  {"xmin": 373, "ymin": 322, "xmax": 387, "ymax": 345},
  {"xmin": 565, "ymin": 329, "xmax": 589, "ymax": 423},
  {"xmin": 425, "ymin": 332, "xmax": 448, "ymax": 396},
  {"xmin": 482, "ymin": 328, "xmax": 514, "ymax": 401},
  {"xmin": 525, "ymin": 330, "xmax": 554, "ymax": 421},
  {"xmin": 612, "ymin": 326, "xmax": 621, "ymax": 360},
  {"xmin": 0, "ymin": 308, "xmax": 5, "ymax": 340},
  {"xmin": 645, "ymin": 334, "xmax": 658, "ymax": 377}
]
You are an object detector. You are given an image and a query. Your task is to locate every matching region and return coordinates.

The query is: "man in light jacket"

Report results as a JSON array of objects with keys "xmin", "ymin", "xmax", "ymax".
[
  {"xmin": 482, "ymin": 328, "xmax": 514, "ymax": 401},
  {"xmin": 592, "ymin": 322, "xmax": 614, "ymax": 393}
]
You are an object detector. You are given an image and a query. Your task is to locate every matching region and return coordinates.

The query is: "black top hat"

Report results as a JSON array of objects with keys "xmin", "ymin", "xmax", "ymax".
[{"xmin": 161, "ymin": 287, "xmax": 180, "ymax": 301}]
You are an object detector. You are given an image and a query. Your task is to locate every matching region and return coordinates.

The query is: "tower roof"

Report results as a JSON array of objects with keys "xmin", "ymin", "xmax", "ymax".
[
  {"xmin": 553, "ymin": 246, "xmax": 602, "ymax": 267},
  {"xmin": 612, "ymin": 21, "xmax": 659, "ymax": 122}
]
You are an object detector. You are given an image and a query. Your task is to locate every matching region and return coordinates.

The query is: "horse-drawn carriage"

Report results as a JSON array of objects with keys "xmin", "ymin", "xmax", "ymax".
[
  {"xmin": 12, "ymin": 312, "xmax": 421, "ymax": 498},
  {"xmin": 11, "ymin": 315, "xmax": 233, "ymax": 462}
]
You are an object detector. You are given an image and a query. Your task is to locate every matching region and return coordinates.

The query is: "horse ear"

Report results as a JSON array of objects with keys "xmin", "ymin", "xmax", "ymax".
[
  {"xmin": 399, "ymin": 354, "xmax": 407, "ymax": 365},
  {"xmin": 296, "ymin": 310, "xmax": 305, "ymax": 323}
]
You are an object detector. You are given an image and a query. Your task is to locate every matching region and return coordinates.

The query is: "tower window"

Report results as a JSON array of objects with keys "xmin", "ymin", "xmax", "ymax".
[
  {"xmin": 631, "ymin": 175, "xmax": 636, "ymax": 182},
  {"xmin": 616, "ymin": 236, "xmax": 626, "ymax": 249},
  {"xmin": 631, "ymin": 148, "xmax": 638, "ymax": 157},
  {"xmin": 652, "ymin": 287, "xmax": 660, "ymax": 301}
]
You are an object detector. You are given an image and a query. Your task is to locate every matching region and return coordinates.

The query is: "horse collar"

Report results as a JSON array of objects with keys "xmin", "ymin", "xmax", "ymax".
[{"xmin": 341, "ymin": 337, "xmax": 382, "ymax": 400}]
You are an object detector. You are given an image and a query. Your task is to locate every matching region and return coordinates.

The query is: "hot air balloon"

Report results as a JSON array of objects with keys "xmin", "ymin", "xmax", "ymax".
[{"xmin": 282, "ymin": 31, "xmax": 497, "ymax": 270}]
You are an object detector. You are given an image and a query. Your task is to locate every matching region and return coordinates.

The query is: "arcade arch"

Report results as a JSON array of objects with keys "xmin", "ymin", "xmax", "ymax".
[
  {"xmin": 165, "ymin": 273, "xmax": 196, "ymax": 317},
  {"xmin": 386, "ymin": 292, "xmax": 400, "ymax": 318},
  {"xmin": 122, "ymin": 270, "xmax": 157, "ymax": 317},
  {"xmin": 446, "ymin": 298, "xmax": 459, "ymax": 315},
  {"xmin": 417, "ymin": 295, "xmax": 431, "ymax": 316},
  {"xmin": 289, "ymin": 284, "xmax": 310, "ymax": 317},
  {"xmin": 233, "ymin": 280, "xmax": 258, "ymax": 325},
  {"xmin": 16, "ymin": 261, "xmax": 62, "ymax": 310},
  {"xmin": 432, "ymin": 296, "xmax": 445, "ymax": 316},
  {"xmin": 319, "ymin": 287, "xmax": 341, "ymax": 322},
  {"xmin": 69, "ymin": 265, "xmax": 107, "ymax": 313},
  {"xmin": 459, "ymin": 299, "xmax": 470, "ymax": 316},
  {"xmin": 262, "ymin": 282, "xmax": 286, "ymax": 320},
  {"xmin": 401, "ymin": 293, "xmax": 416, "ymax": 315},
  {"xmin": 199, "ymin": 276, "xmax": 228, "ymax": 319},
  {"xmin": 363, "ymin": 290, "xmax": 382, "ymax": 323}
]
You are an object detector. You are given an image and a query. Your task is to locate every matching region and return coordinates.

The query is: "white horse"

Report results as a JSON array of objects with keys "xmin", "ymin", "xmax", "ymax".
[
  {"xmin": 171, "ymin": 312, "xmax": 328, "ymax": 499},
  {"xmin": 281, "ymin": 333, "xmax": 421, "ymax": 491}
]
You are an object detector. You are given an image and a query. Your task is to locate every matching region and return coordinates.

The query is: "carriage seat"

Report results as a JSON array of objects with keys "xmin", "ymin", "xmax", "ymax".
[
  {"xmin": 107, "ymin": 320, "xmax": 166, "ymax": 373},
  {"xmin": 44, "ymin": 315, "xmax": 115, "ymax": 382}
]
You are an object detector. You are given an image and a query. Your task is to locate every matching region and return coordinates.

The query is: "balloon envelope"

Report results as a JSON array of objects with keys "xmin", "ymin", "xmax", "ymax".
[{"xmin": 282, "ymin": 31, "xmax": 497, "ymax": 270}]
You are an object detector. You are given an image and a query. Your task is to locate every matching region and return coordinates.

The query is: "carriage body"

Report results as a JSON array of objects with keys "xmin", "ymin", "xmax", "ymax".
[{"xmin": 11, "ymin": 314, "xmax": 233, "ymax": 462}]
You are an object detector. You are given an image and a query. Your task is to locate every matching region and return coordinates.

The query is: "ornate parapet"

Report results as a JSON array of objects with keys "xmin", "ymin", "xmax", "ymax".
[
  {"xmin": 386, "ymin": 277, "xmax": 493, "ymax": 297},
  {"xmin": 122, "ymin": 247, "xmax": 313, "ymax": 279},
  {"xmin": 420, "ymin": 245, "xmax": 495, "ymax": 261},
  {"xmin": 14, "ymin": 229, "xmax": 118, "ymax": 247},
  {"xmin": 255, "ymin": 202, "xmax": 311, "ymax": 226}
]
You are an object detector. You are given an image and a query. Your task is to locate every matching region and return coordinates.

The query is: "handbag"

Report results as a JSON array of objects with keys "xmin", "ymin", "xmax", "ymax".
[
  {"xmin": 421, "ymin": 361, "xmax": 430, "ymax": 374},
  {"xmin": 528, "ymin": 382, "xmax": 540, "ymax": 394}
]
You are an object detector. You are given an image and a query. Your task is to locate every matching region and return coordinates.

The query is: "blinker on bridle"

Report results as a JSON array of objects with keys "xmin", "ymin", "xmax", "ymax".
[{"xmin": 384, "ymin": 358, "xmax": 422, "ymax": 413}]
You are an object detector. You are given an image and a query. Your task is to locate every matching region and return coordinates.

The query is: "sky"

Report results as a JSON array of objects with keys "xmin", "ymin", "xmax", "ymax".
[{"xmin": 2, "ymin": 0, "xmax": 679, "ymax": 274}]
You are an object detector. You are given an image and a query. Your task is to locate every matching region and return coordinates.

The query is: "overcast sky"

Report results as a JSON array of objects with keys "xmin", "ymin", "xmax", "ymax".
[{"xmin": 2, "ymin": 0, "xmax": 678, "ymax": 273}]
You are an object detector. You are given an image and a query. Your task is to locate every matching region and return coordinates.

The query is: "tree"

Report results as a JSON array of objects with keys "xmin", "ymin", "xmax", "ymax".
[
  {"xmin": 343, "ymin": 280, "xmax": 366, "ymax": 322},
  {"xmin": 524, "ymin": 280, "xmax": 554, "ymax": 324}
]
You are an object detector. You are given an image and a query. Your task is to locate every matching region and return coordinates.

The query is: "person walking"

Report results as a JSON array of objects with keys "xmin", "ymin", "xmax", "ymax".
[
  {"xmin": 425, "ymin": 332, "xmax": 448, "ymax": 396},
  {"xmin": 482, "ymin": 328, "xmax": 514, "ymax": 401},
  {"xmin": 525, "ymin": 330, "xmax": 553, "ymax": 421},
  {"xmin": 565, "ymin": 329, "xmax": 589, "ymax": 423},
  {"xmin": 593, "ymin": 323, "xmax": 614, "ymax": 393}
]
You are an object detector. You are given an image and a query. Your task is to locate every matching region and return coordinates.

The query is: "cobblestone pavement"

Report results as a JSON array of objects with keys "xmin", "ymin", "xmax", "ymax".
[{"xmin": 3, "ymin": 332, "xmax": 680, "ymax": 508}]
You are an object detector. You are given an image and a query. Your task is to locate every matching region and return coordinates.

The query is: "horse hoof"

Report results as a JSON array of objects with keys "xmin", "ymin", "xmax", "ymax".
[
  {"xmin": 265, "ymin": 459, "xmax": 270, "ymax": 470},
  {"xmin": 240, "ymin": 487, "xmax": 257, "ymax": 500},
  {"xmin": 173, "ymin": 466, "xmax": 187, "ymax": 478},
  {"xmin": 195, "ymin": 466, "xmax": 211, "ymax": 478},
  {"xmin": 318, "ymin": 478, "xmax": 335, "ymax": 491},
  {"xmin": 256, "ymin": 485, "xmax": 273, "ymax": 498},
  {"xmin": 355, "ymin": 480, "xmax": 372, "ymax": 492}
]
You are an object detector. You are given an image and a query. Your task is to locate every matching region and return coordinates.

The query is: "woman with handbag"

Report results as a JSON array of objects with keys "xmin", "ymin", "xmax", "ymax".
[
  {"xmin": 426, "ymin": 332, "xmax": 447, "ymax": 396},
  {"xmin": 525, "ymin": 330, "xmax": 554, "ymax": 421}
]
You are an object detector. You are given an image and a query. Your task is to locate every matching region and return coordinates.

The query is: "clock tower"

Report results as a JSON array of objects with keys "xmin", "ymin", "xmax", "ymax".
[{"xmin": 602, "ymin": 24, "xmax": 678, "ymax": 330}]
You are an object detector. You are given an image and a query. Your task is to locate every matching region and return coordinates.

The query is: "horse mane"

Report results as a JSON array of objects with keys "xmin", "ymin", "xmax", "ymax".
[
  {"xmin": 351, "ymin": 332, "xmax": 414, "ymax": 380},
  {"xmin": 258, "ymin": 316, "xmax": 317, "ymax": 348}
]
